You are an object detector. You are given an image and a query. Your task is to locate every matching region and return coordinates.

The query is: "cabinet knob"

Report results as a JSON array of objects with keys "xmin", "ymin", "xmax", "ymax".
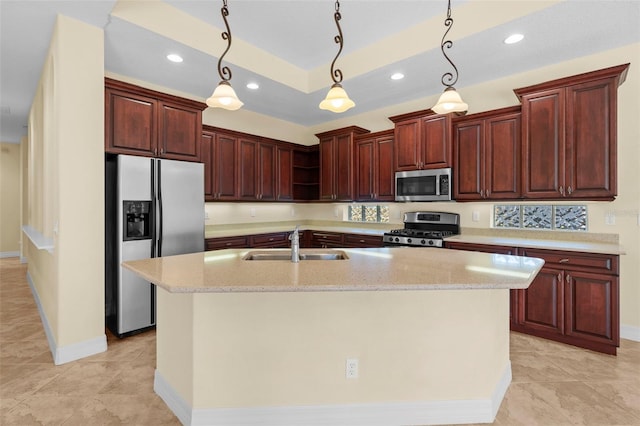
[
  {"xmin": 559, "ymin": 186, "xmax": 565, "ymax": 196},
  {"xmin": 558, "ymin": 273, "xmax": 562, "ymax": 281},
  {"xmin": 559, "ymin": 258, "xmax": 570, "ymax": 263},
  {"xmin": 566, "ymin": 274, "xmax": 572, "ymax": 283},
  {"xmin": 480, "ymin": 189, "xmax": 484, "ymax": 198},
  {"xmin": 486, "ymin": 189, "xmax": 490, "ymax": 198},
  {"xmin": 567, "ymin": 186, "xmax": 573, "ymax": 195}
]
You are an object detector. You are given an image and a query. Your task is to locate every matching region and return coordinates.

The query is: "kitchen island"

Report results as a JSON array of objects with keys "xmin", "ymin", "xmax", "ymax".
[{"xmin": 123, "ymin": 247, "xmax": 544, "ymax": 426}]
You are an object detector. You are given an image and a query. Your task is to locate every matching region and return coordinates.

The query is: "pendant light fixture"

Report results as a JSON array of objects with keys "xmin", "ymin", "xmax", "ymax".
[
  {"xmin": 432, "ymin": 0, "xmax": 468, "ymax": 115},
  {"xmin": 319, "ymin": 0, "xmax": 355, "ymax": 113},
  {"xmin": 206, "ymin": 0, "xmax": 243, "ymax": 110}
]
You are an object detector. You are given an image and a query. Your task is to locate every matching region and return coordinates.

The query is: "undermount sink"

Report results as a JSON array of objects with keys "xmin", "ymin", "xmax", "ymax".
[{"xmin": 242, "ymin": 250, "xmax": 349, "ymax": 261}]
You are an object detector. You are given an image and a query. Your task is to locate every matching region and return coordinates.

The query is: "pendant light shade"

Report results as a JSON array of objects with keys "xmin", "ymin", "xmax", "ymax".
[
  {"xmin": 206, "ymin": 81, "xmax": 243, "ymax": 110},
  {"xmin": 319, "ymin": 1, "xmax": 355, "ymax": 113},
  {"xmin": 319, "ymin": 83, "xmax": 355, "ymax": 113},
  {"xmin": 207, "ymin": 0, "xmax": 242, "ymax": 111},
  {"xmin": 432, "ymin": 0, "xmax": 467, "ymax": 115},
  {"xmin": 432, "ymin": 87, "xmax": 468, "ymax": 114}
]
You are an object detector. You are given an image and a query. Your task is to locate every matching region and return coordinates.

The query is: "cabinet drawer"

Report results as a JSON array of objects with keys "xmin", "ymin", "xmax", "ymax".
[
  {"xmin": 343, "ymin": 234, "xmax": 383, "ymax": 247},
  {"xmin": 311, "ymin": 232, "xmax": 343, "ymax": 243},
  {"xmin": 519, "ymin": 248, "xmax": 618, "ymax": 275},
  {"xmin": 205, "ymin": 236, "xmax": 248, "ymax": 251},
  {"xmin": 445, "ymin": 242, "xmax": 517, "ymax": 255},
  {"xmin": 250, "ymin": 232, "xmax": 289, "ymax": 247}
]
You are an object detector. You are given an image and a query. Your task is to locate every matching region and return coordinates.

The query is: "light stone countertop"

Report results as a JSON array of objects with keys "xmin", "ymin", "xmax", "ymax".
[
  {"xmin": 122, "ymin": 247, "xmax": 544, "ymax": 294},
  {"xmin": 204, "ymin": 223, "xmax": 387, "ymax": 239},
  {"xmin": 445, "ymin": 234, "xmax": 625, "ymax": 255}
]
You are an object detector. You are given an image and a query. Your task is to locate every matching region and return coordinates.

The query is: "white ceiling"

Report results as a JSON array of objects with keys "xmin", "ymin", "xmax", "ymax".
[{"xmin": 1, "ymin": 0, "xmax": 639, "ymax": 143}]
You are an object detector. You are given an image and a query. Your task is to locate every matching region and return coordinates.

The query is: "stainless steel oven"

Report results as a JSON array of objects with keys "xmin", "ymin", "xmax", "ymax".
[{"xmin": 383, "ymin": 211, "xmax": 460, "ymax": 248}]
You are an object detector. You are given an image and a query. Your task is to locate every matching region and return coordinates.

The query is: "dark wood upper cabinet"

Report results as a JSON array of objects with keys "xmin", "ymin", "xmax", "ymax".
[
  {"xmin": 158, "ymin": 102, "xmax": 201, "ymax": 161},
  {"xmin": 238, "ymin": 137, "xmax": 259, "ymax": 200},
  {"xmin": 354, "ymin": 130, "xmax": 394, "ymax": 201},
  {"xmin": 389, "ymin": 109, "xmax": 452, "ymax": 171},
  {"xmin": 276, "ymin": 145, "xmax": 294, "ymax": 201},
  {"xmin": 201, "ymin": 126, "xmax": 239, "ymax": 201},
  {"xmin": 105, "ymin": 78, "xmax": 205, "ymax": 162},
  {"xmin": 453, "ymin": 106, "xmax": 521, "ymax": 201},
  {"xmin": 514, "ymin": 63, "xmax": 629, "ymax": 200},
  {"xmin": 316, "ymin": 126, "xmax": 370, "ymax": 201}
]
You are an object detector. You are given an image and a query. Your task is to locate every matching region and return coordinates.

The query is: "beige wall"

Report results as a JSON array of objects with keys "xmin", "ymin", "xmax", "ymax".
[
  {"xmin": 25, "ymin": 15, "xmax": 105, "ymax": 353},
  {"xmin": 204, "ymin": 43, "xmax": 640, "ymax": 333},
  {"xmin": 0, "ymin": 142, "xmax": 21, "ymax": 255},
  {"xmin": 158, "ymin": 289, "xmax": 510, "ymax": 409}
]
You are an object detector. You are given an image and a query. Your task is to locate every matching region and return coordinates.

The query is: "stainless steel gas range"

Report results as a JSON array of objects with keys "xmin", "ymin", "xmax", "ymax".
[{"xmin": 383, "ymin": 211, "xmax": 460, "ymax": 248}]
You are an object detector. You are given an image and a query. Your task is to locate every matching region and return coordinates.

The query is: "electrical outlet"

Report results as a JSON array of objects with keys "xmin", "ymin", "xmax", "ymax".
[
  {"xmin": 472, "ymin": 211, "xmax": 480, "ymax": 222},
  {"xmin": 250, "ymin": 208, "xmax": 256, "ymax": 217},
  {"xmin": 605, "ymin": 212, "xmax": 615, "ymax": 225},
  {"xmin": 346, "ymin": 358, "xmax": 358, "ymax": 379},
  {"xmin": 204, "ymin": 211, "xmax": 209, "ymax": 220}
]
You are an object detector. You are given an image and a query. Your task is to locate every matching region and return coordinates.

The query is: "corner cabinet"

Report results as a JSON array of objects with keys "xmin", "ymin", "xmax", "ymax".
[
  {"xmin": 105, "ymin": 78, "xmax": 205, "ymax": 162},
  {"xmin": 445, "ymin": 240, "xmax": 620, "ymax": 355},
  {"xmin": 453, "ymin": 106, "xmax": 521, "ymax": 201},
  {"xmin": 316, "ymin": 126, "xmax": 370, "ymax": 201},
  {"xmin": 389, "ymin": 109, "xmax": 452, "ymax": 171},
  {"xmin": 354, "ymin": 130, "xmax": 395, "ymax": 201},
  {"xmin": 514, "ymin": 63, "xmax": 629, "ymax": 200}
]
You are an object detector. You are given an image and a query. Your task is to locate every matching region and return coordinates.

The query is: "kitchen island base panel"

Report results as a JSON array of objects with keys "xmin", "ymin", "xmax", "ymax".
[{"xmin": 155, "ymin": 289, "xmax": 512, "ymax": 425}]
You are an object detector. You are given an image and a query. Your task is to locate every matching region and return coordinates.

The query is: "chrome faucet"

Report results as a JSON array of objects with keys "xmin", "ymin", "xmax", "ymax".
[{"xmin": 289, "ymin": 225, "xmax": 300, "ymax": 263}]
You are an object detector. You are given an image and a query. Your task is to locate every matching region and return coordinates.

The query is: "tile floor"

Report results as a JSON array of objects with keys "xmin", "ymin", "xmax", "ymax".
[{"xmin": 1, "ymin": 257, "xmax": 639, "ymax": 425}]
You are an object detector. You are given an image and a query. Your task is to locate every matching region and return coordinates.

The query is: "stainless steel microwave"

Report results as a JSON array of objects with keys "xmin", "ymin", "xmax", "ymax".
[{"xmin": 395, "ymin": 168, "xmax": 452, "ymax": 202}]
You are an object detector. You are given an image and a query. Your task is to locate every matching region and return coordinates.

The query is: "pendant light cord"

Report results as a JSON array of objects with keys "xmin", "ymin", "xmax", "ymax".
[
  {"xmin": 217, "ymin": 0, "xmax": 233, "ymax": 82},
  {"xmin": 329, "ymin": 0, "xmax": 344, "ymax": 84},
  {"xmin": 440, "ymin": 0, "xmax": 459, "ymax": 88}
]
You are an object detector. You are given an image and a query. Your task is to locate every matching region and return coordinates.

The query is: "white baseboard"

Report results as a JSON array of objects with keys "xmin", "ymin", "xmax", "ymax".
[
  {"xmin": 621, "ymin": 324, "xmax": 640, "ymax": 342},
  {"xmin": 0, "ymin": 251, "xmax": 20, "ymax": 259},
  {"xmin": 26, "ymin": 271, "xmax": 107, "ymax": 365},
  {"xmin": 155, "ymin": 363, "xmax": 511, "ymax": 426}
]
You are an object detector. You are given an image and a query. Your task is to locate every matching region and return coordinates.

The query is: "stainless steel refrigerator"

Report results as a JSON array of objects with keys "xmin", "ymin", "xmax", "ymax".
[{"xmin": 105, "ymin": 154, "xmax": 204, "ymax": 337}]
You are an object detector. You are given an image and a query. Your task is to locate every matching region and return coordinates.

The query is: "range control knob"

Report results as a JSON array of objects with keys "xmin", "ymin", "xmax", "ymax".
[
  {"xmin": 428, "ymin": 240, "xmax": 434, "ymax": 246},
  {"xmin": 421, "ymin": 239, "xmax": 426, "ymax": 245},
  {"xmin": 407, "ymin": 239, "xmax": 412, "ymax": 244},
  {"xmin": 394, "ymin": 237, "xmax": 400, "ymax": 242}
]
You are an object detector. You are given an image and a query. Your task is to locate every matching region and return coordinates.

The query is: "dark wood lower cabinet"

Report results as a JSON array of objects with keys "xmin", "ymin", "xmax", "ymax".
[
  {"xmin": 445, "ymin": 241, "xmax": 620, "ymax": 355},
  {"xmin": 206, "ymin": 230, "xmax": 384, "ymax": 251}
]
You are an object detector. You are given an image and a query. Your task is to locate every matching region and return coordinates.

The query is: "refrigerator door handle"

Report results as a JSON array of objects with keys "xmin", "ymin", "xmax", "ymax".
[
  {"xmin": 151, "ymin": 159, "xmax": 157, "ymax": 258},
  {"xmin": 157, "ymin": 160, "xmax": 163, "ymax": 257}
]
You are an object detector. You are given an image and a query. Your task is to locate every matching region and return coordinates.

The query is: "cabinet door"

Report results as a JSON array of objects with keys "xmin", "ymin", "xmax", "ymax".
[
  {"xmin": 518, "ymin": 267, "xmax": 565, "ymax": 335},
  {"xmin": 355, "ymin": 138, "xmax": 376, "ymax": 201},
  {"xmin": 486, "ymin": 112, "xmax": 521, "ymax": 199},
  {"xmin": 420, "ymin": 115, "xmax": 452, "ymax": 169},
  {"xmin": 106, "ymin": 89, "xmax": 157, "ymax": 156},
  {"xmin": 521, "ymin": 88, "xmax": 565, "ymax": 198},
  {"xmin": 276, "ymin": 146, "xmax": 293, "ymax": 201},
  {"xmin": 201, "ymin": 131, "xmax": 215, "ymax": 201},
  {"xmin": 238, "ymin": 138, "xmax": 258, "ymax": 200},
  {"xmin": 258, "ymin": 142, "xmax": 276, "ymax": 201},
  {"xmin": 214, "ymin": 134, "xmax": 239, "ymax": 200},
  {"xmin": 335, "ymin": 134, "xmax": 354, "ymax": 201},
  {"xmin": 454, "ymin": 120, "xmax": 484, "ymax": 200},
  {"xmin": 376, "ymin": 136, "xmax": 395, "ymax": 201},
  {"xmin": 394, "ymin": 119, "xmax": 420, "ymax": 171},
  {"xmin": 565, "ymin": 78, "xmax": 617, "ymax": 199},
  {"xmin": 565, "ymin": 271, "xmax": 619, "ymax": 346},
  {"xmin": 158, "ymin": 102, "xmax": 201, "ymax": 162},
  {"xmin": 319, "ymin": 137, "xmax": 335, "ymax": 200}
]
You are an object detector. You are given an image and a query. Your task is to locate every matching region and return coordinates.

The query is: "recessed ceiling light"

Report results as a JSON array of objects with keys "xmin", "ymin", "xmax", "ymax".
[
  {"xmin": 390, "ymin": 73, "xmax": 405, "ymax": 80},
  {"xmin": 246, "ymin": 82, "xmax": 259, "ymax": 90},
  {"xmin": 166, "ymin": 54, "xmax": 183, "ymax": 63},
  {"xmin": 504, "ymin": 34, "xmax": 524, "ymax": 45}
]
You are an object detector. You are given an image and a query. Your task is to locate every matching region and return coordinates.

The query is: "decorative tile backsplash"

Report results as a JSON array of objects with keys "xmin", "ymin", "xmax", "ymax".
[
  {"xmin": 494, "ymin": 204, "xmax": 587, "ymax": 231},
  {"xmin": 348, "ymin": 205, "xmax": 390, "ymax": 223}
]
